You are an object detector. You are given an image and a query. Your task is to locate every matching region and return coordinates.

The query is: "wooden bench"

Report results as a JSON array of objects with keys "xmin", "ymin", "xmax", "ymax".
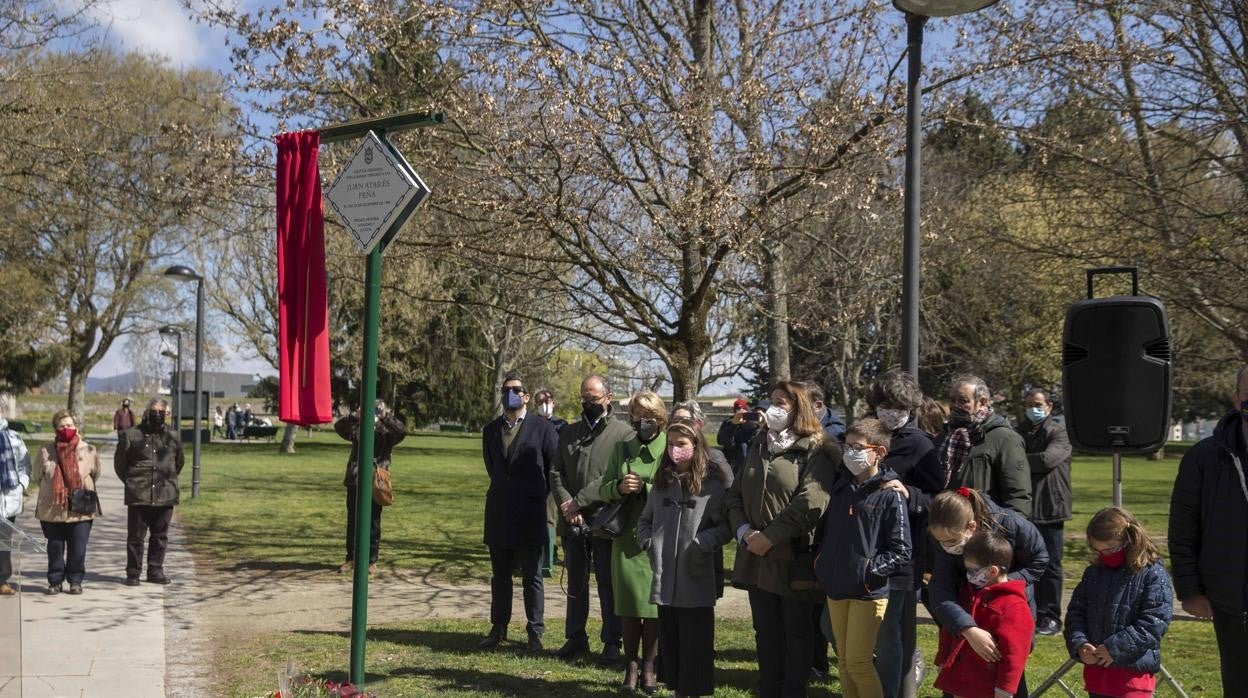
[{"xmin": 241, "ymin": 425, "xmax": 280, "ymax": 442}]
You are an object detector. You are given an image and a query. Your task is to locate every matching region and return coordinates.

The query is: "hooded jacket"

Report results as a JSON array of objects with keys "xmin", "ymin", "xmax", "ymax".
[
  {"xmin": 929, "ymin": 495, "xmax": 1048, "ymax": 634},
  {"xmin": 814, "ymin": 468, "xmax": 910, "ymax": 600},
  {"xmin": 1064, "ymin": 559, "xmax": 1172, "ymax": 673},
  {"xmin": 636, "ymin": 467, "xmax": 733, "ymax": 608},
  {"xmin": 934, "ymin": 578, "xmax": 1034, "ymax": 698},
  {"xmin": 1168, "ymin": 409, "xmax": 1248, "ymax": 614},
  {"xmin": 943, "ymin": 412, "xmax": 1032, "ymax": 518},
  {"xmin": 1016, "ymin": 414, "xmax": 1073, "ymax": 524}
]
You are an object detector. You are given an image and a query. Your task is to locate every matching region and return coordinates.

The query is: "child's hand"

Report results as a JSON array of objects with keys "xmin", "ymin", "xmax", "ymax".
[
  {"xmin": 960, "ymin": 626, "xmax": 1000, "ymax": 662},
  {"xmin": 1093, "ymin": 644, "xmax": 1114, "ymax": 667},
  {"xmin": 1078, "ymin": 644, "xmax": 1098, "ymax": 665}
]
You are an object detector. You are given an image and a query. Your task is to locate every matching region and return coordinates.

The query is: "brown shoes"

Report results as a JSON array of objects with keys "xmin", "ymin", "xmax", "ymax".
[
  {"xmin": 526, "ymin": 635, "xmax": 543, "ymax": 653},
  {"xmin": 478, "ymin": 626, "xmax": 507, "ymax": 650},
  {"xmin": 368, "ymin": 563, "xmax": 378, "ymax": 575},
  {"xmin": 0, "ymin": 583, "xmax": 13, "ymax": 596}
]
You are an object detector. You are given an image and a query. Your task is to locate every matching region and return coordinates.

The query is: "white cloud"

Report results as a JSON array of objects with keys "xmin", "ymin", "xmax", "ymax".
[{"xmin": 85, "ymin": 0, "xmax": 214, "ymax": 66}]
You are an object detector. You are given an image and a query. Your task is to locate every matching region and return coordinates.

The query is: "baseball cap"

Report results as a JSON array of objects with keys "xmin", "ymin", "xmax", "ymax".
[{"xmin": 733, "ymin": 398, "xmax": 749, "ymax": 412}]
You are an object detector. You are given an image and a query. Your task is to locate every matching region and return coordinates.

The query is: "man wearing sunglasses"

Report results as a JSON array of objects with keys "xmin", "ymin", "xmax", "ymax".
[{"xmin": 481, "ymin": 375, "xmax": 560, "ymax": 653}]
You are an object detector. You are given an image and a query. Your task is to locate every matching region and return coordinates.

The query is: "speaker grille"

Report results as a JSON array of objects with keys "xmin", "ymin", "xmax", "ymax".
[
  {"xmin": 1145, "ymin": 338, "xmax": 1171, "ymax": 361},
  {"xmin": 1063, "ymin": 343, "xmax": 1089, "ymax": 366}
]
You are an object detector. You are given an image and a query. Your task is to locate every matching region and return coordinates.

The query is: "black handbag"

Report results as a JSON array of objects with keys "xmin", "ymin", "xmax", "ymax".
[
  {"xmin": 68, "ymin": 488, "xmax": 101, "ymax": 516},
  {"xmin": 591, "ymin": 449, "xmax": 642, "ymax": 539}
]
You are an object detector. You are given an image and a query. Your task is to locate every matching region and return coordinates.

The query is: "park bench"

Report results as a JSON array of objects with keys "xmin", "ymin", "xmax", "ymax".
[
  {"xmin": 7, "ymin": 420, "xmax": 41, "ymax": 434},
  {"xmin": 242, "ymin": 425, "xmax": 280, "ymax": 442}
]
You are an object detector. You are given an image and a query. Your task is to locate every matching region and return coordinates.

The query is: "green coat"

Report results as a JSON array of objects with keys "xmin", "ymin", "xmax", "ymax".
[
  {"xmin": 549, "ymin": 414, "xmax": 634, "ymax": 534},
  {"xmin": 598, "ymin": 432, "xmax": 666, "ymax": 619},
  {"xmin": 725, "ymin": 435, "xmax": 839, "ymax": 604}
]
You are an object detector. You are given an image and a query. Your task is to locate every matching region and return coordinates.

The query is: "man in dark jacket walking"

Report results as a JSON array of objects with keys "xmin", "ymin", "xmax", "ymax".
[
  {"xmin": 549, "ymin": 374, "xmax": 633, "ymax": 661},
  {"xmin": 1169, "ymin": 366, "xmax": 1248, "ymax": 697},
  {"xmin": 114, "ymin": 398, "xmax": 183, "ymax": 585},
  {"xmin": 481, "ymin": 375, "xmax": 559, "ymax": 652},
  {"xmin": 335, "ymin": 400, "xmax": 405, "ymax": 575},
  {"xmin": 1016, "ymin": 388, "xmax": 1072, "ymax": 636},
  {"xmin": 939, "ymin": 375, "xmax": 1032, "ymax": 517}
]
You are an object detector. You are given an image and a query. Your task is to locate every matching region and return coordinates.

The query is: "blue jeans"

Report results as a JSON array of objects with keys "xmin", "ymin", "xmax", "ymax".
[
  {"xmin": 41, "ymin": 519, "xmax": 93, "ymax": 586},
  {"xmin": 875, "ymin": 587, "xmax": 917, "ymax": 698}
]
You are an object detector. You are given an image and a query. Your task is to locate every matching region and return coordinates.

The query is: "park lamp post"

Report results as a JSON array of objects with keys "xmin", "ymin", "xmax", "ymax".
[
  {"xmin": 158, "ymin": 326, "xmax": 182, "ymax": 428},
  {"xmin": 893, "ymin": 0, "xmax": 1001, "ymax": 381},
  {"xmin": 163, "ymin": 265, "xmax": 204, "ymax": 499}
]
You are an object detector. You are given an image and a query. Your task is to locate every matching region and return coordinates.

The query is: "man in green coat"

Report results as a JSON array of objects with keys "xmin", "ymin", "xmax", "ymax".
[
  {"xmin": 548, "ymin": 374, "xmax": 633, "ymax": 662},
  {"xmin": 939, "ymin": 374, "xmax": 1032, "ymax": 517}
]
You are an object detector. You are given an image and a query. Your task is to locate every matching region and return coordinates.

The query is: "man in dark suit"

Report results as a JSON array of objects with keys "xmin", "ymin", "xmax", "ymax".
[{"xmin": 480, "ymin": 375, "xmax": 560, "ymax": 652}]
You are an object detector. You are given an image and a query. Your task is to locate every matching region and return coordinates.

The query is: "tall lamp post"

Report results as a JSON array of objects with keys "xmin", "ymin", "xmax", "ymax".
[
  {"xmin": 893, "ymin": 0, "xmax": 1001, "ymax": 381},
  {"xmin": 158, "ymin": 325, "xmax": 181, "ymax": 427},
  {"xmin": 164, "ymin": 265, "xmax": 204, "ymax": 498}
]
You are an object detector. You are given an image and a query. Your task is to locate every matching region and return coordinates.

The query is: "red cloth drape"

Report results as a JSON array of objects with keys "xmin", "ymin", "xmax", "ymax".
[{"xmin": 276, "ymin": 131, "xmax": 333, "ymax": 426}]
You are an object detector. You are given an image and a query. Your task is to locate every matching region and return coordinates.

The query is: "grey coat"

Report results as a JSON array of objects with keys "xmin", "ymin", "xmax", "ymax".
[
  {"xmin": 1016, "ymin": 415, "xmax": 1073, "ymax": 524},
  {"xmin": 636, "ymin": 470, "xmax": 733, "ymax": 608}
]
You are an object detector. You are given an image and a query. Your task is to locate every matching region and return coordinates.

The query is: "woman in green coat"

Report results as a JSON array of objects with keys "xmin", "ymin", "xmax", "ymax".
[{"xmin": 599, "ymin": 390, "xmax": 667, "ymax": 694}]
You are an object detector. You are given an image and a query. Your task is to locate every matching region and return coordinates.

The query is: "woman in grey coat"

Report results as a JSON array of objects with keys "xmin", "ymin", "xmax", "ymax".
[{"xmin": 637, "ymin": 420, "xmax": 733, "ymax": 697}]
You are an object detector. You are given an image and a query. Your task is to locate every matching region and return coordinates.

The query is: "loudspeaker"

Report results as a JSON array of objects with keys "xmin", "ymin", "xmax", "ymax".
[{"xmin": 1062, "ymin": 293, "xmax": 1171, "ymax": 453}]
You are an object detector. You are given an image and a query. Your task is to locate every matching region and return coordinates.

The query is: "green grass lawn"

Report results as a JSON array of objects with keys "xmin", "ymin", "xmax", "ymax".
[{"xmin": 183, "ymin": 435, "xmax": 1221, "ymax": 697}]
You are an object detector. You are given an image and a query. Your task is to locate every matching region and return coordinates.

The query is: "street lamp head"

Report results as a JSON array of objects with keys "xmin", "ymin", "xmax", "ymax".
[
  {"xmin": 161, "ymin": 349, "xmax": 178, "ymax": 359},
  {"xmin": 158, "ymin": 325, "xmax": 181, "ymax": 336},
  {"xmin": 163, "ymin": 264, "xmax": 202, "ymax": 282},
  {"xmin": 893, "ymin": 0, "xmax": 1001, "ymax": 16}
]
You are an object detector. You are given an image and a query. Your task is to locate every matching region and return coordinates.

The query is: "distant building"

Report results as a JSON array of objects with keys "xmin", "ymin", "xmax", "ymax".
[{"xmin": 86, "ymin": 371, "xmax": 259, "ymax": 399}]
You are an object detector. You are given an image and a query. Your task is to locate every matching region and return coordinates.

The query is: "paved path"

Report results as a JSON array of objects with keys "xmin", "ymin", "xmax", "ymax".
[{"xmin": 10, "ymin": 447, "xmax": 194, "ymax": 698}]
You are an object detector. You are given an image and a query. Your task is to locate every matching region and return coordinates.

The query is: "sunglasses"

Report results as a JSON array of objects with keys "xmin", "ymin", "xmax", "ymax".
[{"xmin": 503, "ymin": 386, "xmax": 526, "ymax": 394}]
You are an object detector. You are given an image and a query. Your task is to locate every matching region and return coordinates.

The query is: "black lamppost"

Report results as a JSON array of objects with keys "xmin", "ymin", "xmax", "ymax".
[
  {"xmin": 158, "ymin": 327, "xmax": 182, "ymax": 428},
  {"xmin": 164, "ymin": 265, "xmax": 204, "ymax": 498},
  {"xmin": 894, "ymin": 0, "xmax": 1002, "ymax": 381}
]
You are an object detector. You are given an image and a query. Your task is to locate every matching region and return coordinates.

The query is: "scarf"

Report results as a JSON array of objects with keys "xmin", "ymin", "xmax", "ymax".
[
  {"xmin": 941, "ymin": 406, "xmax": 992, "ymax": 488},
  {"xmin": 768, "ymin": 428, "xmax": 798, "ymax": 454},
  {"xmin": 51, "ymin": 436, "xmax": 82, "ymax": 510},
  {"xmin": 0, "ymin": 426, "xmax": 19, "ymax": 491}
]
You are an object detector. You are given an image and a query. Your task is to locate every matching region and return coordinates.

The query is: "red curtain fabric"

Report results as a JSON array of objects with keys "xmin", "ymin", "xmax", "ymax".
[{"xmin": 276, "ymin": 131, "xmax": 333, "ymax": 426}]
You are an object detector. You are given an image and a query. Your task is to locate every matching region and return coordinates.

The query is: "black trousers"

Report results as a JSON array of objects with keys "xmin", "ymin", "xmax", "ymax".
[
  {"xmin": 42, "ymin": 520, "xmax": 93, "ymax": 585},
  {"xmin": 748, "ymin": 588, "xmax": 816, "ymax": 698},
  {"xmin": 0, "ymin": 515, "xmax": 14, "ymax": 583},
  {"xmin": 126, "ymin": 505, "xmax": 173, "ymax": 579},
  {"xmin": 345, "ymin": 485, "xmax": 382, "ymax": 564},
  {"xmin": 1035, "ymin": 522, "xmax": 1065, "ymax": 622},
  {"xmin": 563, "ymin": 525, "xmax": 622, "ymax": 646},
  {"xmin": 658, "ymin": 605, "xmax": 715, "ymax": 696},
  {"xmin": 489, "ymin": 544, "xmax": 544, "ymax": 638},
  {"xmin": 1213, "ymin": 606, "xmax": 1248, "ymax": 697}
]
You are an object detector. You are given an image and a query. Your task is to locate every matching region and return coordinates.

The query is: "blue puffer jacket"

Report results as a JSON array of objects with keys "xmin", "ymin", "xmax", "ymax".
[{"xmin": 1064, "ymin": 560, "xmax": 1173, "ymax": 673}]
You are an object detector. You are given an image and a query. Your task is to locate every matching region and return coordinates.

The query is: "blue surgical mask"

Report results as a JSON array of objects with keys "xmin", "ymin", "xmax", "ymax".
[
  {"xmin": 502, "ymin": 387, "xmax": 524, "ymax": 411},
  {"xmin": 1026, "ymin": 407, "xmax": 1047, "ymax": 424}
]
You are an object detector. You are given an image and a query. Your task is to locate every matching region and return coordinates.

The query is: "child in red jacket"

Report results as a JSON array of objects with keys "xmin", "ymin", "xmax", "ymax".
[{"xmin": 935, "ymin": 530, "xmax": 1035, "ymax": 698}]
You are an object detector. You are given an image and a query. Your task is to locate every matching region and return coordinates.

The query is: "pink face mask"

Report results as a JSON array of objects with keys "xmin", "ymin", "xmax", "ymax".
[{"xmin": 668, "ymin": 445, "xmax": 694, "ymax": 464}]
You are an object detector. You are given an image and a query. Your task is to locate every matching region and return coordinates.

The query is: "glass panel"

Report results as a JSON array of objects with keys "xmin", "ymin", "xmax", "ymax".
[{"xmin": 0, "ymin": 517, "xmax": 45, "ymax": 698}]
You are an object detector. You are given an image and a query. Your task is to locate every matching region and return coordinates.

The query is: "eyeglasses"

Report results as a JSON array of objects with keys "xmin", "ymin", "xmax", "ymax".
[
  {"xmin": 503, "ymin": 386, "xmax": 525, "ymax": 394},
  {"xmin": 844, "ymin": 443, "xmax": 881, "ymax": 453}
]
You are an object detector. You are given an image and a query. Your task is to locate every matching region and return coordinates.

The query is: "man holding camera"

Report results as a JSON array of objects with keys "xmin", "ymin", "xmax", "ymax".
[
  {"xmin": 548, "ymin": 374, "xmax": 634, "ymax": 662},
  {"xmin": 717, "ymin": 397, "xmax": 760, "ymax": 474}
]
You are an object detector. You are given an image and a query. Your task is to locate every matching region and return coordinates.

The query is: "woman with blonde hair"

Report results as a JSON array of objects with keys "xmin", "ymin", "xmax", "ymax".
[
  {"xmin": 725, "ymin": 380, "xmax": 841, "ymax": 697},
  {"xmin": 599, "ymin": 390, "xmax": 667, "ymax": 694},
  {"xmin": 35, "ymin": 409, "xmax": 101, "ymax": 595}
]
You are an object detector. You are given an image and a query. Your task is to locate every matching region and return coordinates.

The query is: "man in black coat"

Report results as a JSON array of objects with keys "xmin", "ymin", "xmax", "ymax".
[
  {"xmin": 1169, "ymin": 365, "xmax": 1248, "ymax": 697},
  {"xmin": 115, "ymin": 398, "xmax": 184, "ymax": 585},
  {"xmin": 1015, "ymin": 388, "xmax": 1072, "ymax": 637},
  {"xmin": 480, "ymin": 375, "xmax": 559, "ymax": 652},
  {"xmin": 335, "ymin": 400, "xmax": 406, "ymax": 575}
]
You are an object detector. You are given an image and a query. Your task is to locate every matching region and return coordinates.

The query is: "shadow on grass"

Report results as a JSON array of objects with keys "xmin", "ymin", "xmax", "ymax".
[{"xmin": 393, "ymin": 667, "xmax": 622, "ymax": 697}]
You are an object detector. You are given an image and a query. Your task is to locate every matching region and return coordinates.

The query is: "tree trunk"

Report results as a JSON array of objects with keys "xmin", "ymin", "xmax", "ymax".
[
  {"xmin": 0, "ymin": 392, "xmax": 14, "ymax": 421},
  {"xmin": 67, "ymin": 366, "xmax": 87, "ymax": 418},
  {"xmin": 668, "ymin": 358, "xmax": 699, "ymax": 403},
  {"xmin": 279, "ymin": 424, "xmax": 297, "ymax": 454},
  {"xmin": 765, "ymin": 246, "xmax": 791, "ymax": 384}
]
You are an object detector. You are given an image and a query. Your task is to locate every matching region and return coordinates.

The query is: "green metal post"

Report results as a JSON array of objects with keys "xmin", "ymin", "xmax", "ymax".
[{"xmin": 349, "ymin": 245, "xmax": 382, "ymax": 686}]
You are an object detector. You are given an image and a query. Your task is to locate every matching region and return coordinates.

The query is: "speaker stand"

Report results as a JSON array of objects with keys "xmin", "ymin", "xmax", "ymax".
[{"xmin": 1033, "ymin": 454, "xmax": 1191, "ymax": 697}]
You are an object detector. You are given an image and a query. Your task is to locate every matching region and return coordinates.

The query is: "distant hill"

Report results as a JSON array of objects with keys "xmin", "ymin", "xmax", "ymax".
[{"xmin": 86, "ymin": 371, "xmax": 152, "ymax": 394}]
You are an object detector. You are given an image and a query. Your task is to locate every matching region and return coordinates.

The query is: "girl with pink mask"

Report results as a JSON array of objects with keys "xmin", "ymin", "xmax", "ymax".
[{"xmin": 636, "ymin": 419, "xmax": 733, "ymax": 697}]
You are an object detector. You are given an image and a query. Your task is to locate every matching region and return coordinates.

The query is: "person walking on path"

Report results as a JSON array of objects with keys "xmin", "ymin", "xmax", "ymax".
[
  {"xmin": 212, "ymin": 405, "xmax": 225, "ymax": 439},
  {"xmin": 1015, "ymin": 387, "xmax": 1072, "ymax": 637},
  {"xmin": 480, "ymin": 376, "xmax": 559, "ymax": 653},
  {"xmin": 1168, "ymin": 364, "xmax": 1248, "ymax": 696},
  {"xmin": 726, "ymin": 380, "xmax": 840, "ymax": 698},
  {"xmin": 636, "ymin": 419, "xmax": 733, "ymax": 698},
  {"xmin": 598, "ymin": 390, "xmax": 668, "ymax": 693},
  {"xmin": 113, "ymin": 398, "xmax": 135, "ymax": 434},
  {"xmin": 335, "ymin": 399, "xmax": 405, "ymax": 575},
  {"xmin": 115, "ymin": 398, "xmax": 183, "ymax": 586},
  {"xmin": 0, "ymin": 408, "xmax": 31, "ymax": 596},
  {"xmin": 35, "ymin": 410, "xmax": 102, "ymax": 595},
  {"xmin": 548, "ymin": 374, "xmax": 633, "ymax": 662}
]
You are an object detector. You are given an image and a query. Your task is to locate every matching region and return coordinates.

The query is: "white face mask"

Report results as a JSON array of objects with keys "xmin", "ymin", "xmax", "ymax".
[
  {"xmin": 966, "ymin": 565, "xmax": 994, "ymax": 588},
  {"xmin": 843, "ymin": 448, "xmax": 874, "ymax": 475},
  {"xmin": 764, "ymin": 405, "xmax": 790, "ymax": 432},
  {"xmin": 538, "ymin": 403, "xmax": 554, "ymax": 418},
  {"xmin": 941, "ymin": 531, "xmax": 972, "ymax": 556},
  {"xmin": 877, "ymin": 408, "xmax": 909, "ymax": 431}
]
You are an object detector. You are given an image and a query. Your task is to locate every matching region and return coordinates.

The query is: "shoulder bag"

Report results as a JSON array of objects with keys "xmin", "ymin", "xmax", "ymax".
[
  {"xmin": 69, "ymin": 488, "xmax": 102, "ymax": 516},
  {"xmin": 372, "ymin": 467, "xmax": 393, "ymax": 506},
  {"xmin": 591, "ymin": 443, "xmax": 640, "ymax": 539}
]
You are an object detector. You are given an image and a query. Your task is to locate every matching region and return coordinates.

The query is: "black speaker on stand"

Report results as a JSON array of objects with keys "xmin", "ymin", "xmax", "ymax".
[{"xmin": 1034, "ymin": 267, "xmax": 1188, "ymax": 697}]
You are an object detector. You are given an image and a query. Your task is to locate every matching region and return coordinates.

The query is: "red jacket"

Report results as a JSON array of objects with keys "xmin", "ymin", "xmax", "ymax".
[{"xmin": 934, "ymin": 578, "xmax": 1034, "ymax": 698}]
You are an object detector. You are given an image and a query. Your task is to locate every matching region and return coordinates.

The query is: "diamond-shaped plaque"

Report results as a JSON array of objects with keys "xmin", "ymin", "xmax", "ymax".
[{"xmin": 325, "ymin": 130, "xmax": 429, "ymax": 254}]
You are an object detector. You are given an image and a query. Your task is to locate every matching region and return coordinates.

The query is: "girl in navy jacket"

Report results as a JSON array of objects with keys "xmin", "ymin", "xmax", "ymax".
[{"xmin": 1065, "ymin": 507, "xmax": 1172, "ymax": 698}]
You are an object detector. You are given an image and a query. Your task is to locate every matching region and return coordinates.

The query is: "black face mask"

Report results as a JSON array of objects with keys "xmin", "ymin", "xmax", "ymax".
[
  {"xmin": 146, "ymin": 410, "xmax": 166, "ymax": 429},
  {"xmin": 632, "ymin": 418, "xmax": 659, "ymax": 443},
  {"xmin": 582, "ymin": 400, "xmax": 606, "ymax": 421},
  {"xmin": 947, "ymin": 406, "xmax": 972, "ymax": 429}
]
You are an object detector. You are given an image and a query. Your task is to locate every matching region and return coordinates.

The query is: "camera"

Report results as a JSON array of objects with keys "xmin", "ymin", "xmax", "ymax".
[
  {"xmin": 568, "ymin": 524, "xmax": 591, "ymax": 538},
  {"xmin": 743, "ymin": 411, "xmax": 762, "ymax": 423}
]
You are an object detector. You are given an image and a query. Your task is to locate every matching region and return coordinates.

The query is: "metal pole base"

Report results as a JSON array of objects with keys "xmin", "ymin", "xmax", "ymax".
[{"xmin": 1033, "ymin": 657, "xmax": 1190, "ymax": 697}]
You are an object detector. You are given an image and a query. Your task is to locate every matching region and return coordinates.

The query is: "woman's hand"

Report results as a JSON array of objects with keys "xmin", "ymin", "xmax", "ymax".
[
  {"xmin": 617, "ymin": 473, "xmax": 642, "ymax": 495},
  {"xmin": 881, "ymin": 479, "xmax": 909, "ymax": 499},
  {"xmin": 960, "ymin": 626, "xmax": 1000, "ymax": 662},
  {"xmin": 1078, "ymin": 643, "xmax": 1098, "ymax": 665}
]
